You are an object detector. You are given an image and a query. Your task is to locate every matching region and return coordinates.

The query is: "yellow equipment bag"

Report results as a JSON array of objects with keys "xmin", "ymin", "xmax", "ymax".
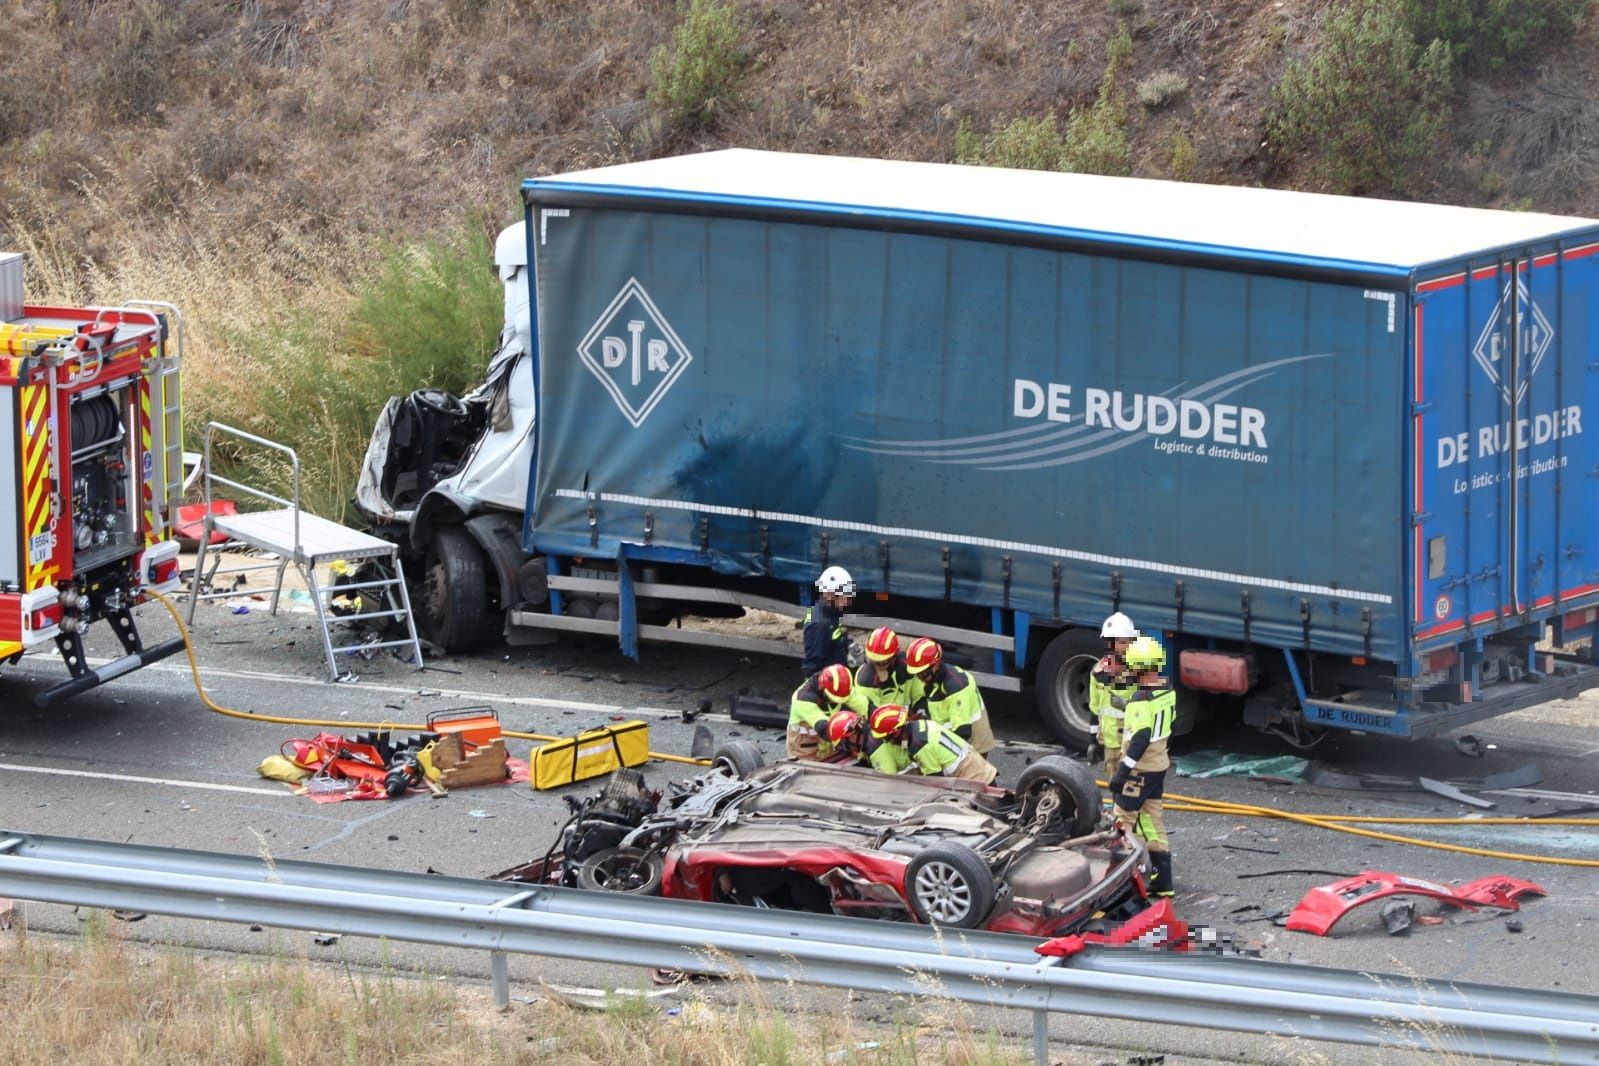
[
  {"xmin": 257, "ymin": 754, "xmax": 312, "ymax": 784},
  {"xmin": 531, "ymin": 720, "xmax": 650, "ymax": 790}
]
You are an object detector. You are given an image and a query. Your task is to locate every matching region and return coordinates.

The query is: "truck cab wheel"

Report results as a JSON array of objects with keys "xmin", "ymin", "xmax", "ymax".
[
  {"xmin": 420, "ymin": 526, "xmax": 498, "ymax": 653},
  {"xmin": 1035, "ymin": 629, "xmax": 1102, "ymax": 751}
]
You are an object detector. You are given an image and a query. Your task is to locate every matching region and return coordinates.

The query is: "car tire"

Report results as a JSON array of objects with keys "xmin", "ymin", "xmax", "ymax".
[
  {"xmin": 575, "ymin": 847, "xmax": 664, "ymax": 895},
  {"xmin": 1016, "ymin": 755, "xmax": 1102, "ymax": 839},
  {"xmin": 1035, "ymin": 629, "xmax": 1102, "ymax": 750},
  {"xmin": 711, "ymin": 741, "xmax": 765, "ymax": 779},
  {"xmin": 904, "ymin": 842, "xmax": 996, "ymax": 929},
  {"xmin": 420, "ymin": 526, "xmax": 497, "ymax": 653}
]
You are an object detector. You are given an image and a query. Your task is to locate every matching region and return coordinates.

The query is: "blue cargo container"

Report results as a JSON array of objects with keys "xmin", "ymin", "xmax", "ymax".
[{"xmin": 509, "ymin": 149, "xmax": 1599, "ymax": 746}]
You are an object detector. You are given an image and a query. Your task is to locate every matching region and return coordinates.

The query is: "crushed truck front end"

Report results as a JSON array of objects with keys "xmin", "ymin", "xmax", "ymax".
[{"xmin": 0, "ymin": 251, "xmax": 186, "ymax": 704}]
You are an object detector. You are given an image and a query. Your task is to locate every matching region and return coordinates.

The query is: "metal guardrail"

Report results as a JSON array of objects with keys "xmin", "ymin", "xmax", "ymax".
[{"xmin": 0, "ymin": 831, "xmax": 1595, "ymax": 1065}]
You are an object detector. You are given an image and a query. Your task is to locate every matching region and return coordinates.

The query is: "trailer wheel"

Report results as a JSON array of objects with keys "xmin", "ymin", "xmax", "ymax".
[
  {"xmin": 1035, "ymin": 629, "xmax": 1101, "ymax": 750},
  {"xmin": 420, "ymin": 526, "xmax": 497, "ymax": 653}
]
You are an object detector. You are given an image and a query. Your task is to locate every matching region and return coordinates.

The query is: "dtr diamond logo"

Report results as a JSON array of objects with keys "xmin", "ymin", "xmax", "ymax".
[
  {"xmin": 1471, "ymin": 276, "xmax": 1554, "ymax": 406},
  {"xmin": 577, "ymin": 278, "xmax": 694, "ymax": 428}
]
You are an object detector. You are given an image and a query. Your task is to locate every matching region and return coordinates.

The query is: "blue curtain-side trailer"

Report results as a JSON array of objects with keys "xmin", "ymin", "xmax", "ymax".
[{"xmin": 509, "ymin": 150, "xmax": 1599, "ymax": 747}]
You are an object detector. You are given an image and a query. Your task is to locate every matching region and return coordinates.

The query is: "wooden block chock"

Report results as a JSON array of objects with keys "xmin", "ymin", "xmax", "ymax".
[{"xmin": 431, "ymin": 733, "xmax": 511, "ymax": 788}]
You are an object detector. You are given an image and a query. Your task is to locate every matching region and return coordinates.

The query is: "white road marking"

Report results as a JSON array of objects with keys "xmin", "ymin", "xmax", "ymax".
[
  {"xmin": 90, "ymin": 658, "xmax": 1061, "ymax": 744},
  {"xmin": 0, "ymin": 761, "xmax": 288, "ymax": 797},
  {"xmin": 76, "ymin": 658, "xmax": 690, "ymax": 721},
  {"xmin": 1486, "ymin": 786, "xmax": 1599, "ymax": 805}
]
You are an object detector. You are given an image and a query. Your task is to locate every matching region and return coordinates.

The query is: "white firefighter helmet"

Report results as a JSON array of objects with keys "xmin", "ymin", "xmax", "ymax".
[
  {"xmin": 1100, "ymin": 611, "xmax": 1139, "ymax": 640},
  {"xmin": 815, "ymin": 566, "xmax": 856, "ymax": 596}
]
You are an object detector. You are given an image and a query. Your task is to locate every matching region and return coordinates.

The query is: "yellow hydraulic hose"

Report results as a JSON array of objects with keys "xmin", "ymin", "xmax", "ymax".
[
  {"xmin": 148, "ymin": 589, "xmax": 1593, "ymax": 859},
  {"xmin": 1168, "ymin": 799, "xmax": 1599, "ymax": 827},
  {"xmin": 148, "ymin": 592, "xmax": 709, "ymax": 766},
  {"xmin": 1157, "ymin": 787, "xmax": 1599, "ymax": 868}
]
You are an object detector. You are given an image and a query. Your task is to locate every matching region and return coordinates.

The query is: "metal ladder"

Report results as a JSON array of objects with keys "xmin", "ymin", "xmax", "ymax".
[
  {"xmin": 128, "ymin": 300, "xmax": 185, "ymax": 539},
  {"xmin": 298, "ymin": 559, "xmax": 426, "ymax": 680},
  {"xmin": 186, "ymin": 423, "xmax": 424, "ymax": 681}
]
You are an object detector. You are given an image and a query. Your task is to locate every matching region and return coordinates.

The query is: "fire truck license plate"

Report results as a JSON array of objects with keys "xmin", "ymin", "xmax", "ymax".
[{"xmin": 29, "ymin": 532, "xmax": 52, "ymax": 565}]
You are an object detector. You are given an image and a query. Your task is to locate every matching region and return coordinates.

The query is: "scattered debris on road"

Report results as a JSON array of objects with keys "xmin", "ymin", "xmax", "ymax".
[
  {"xmin": 1419, "ymin": 776, "xmax": 1496, "ymax": 809},
  {"xmin": 1174, "ymin": 751, "xmax": 1307, "ymax": 782},
  {"xmin": 1305, "ymin": 761, "xmax": 1541, "ymax": 794},
  {"xmin": 1380, "ymin": 899, "xmax": 1414, "ymax": 935},
  {"xmin": 1286, "ymin": 871, "xmax": 1548, "ymax": 936}
]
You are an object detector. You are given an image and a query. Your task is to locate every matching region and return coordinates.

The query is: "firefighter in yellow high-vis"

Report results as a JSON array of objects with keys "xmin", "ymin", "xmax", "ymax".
[
  {"xmin": 854, "ymin": 627, "xmax": 917, "ymax": 709},
  {"xmin": 1109, "ymin": 635, "xmax": 1175, "ymax": 897},
  {"xmin": 904, "ymin": 637, "xmax": 996, "ymax": 754},
  {"xmin": 863, "ymin": 704, "xmax": 998, "ymax": 784},
  {"xmin": 1089, "ymin": 612, "xmax": 1140, "ymax": 778},
  {"xmin": 787, "ymin": 664, "xmax": 866, "ymax": 760}
]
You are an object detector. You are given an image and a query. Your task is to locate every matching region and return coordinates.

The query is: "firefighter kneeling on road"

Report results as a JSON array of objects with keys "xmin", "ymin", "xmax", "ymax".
[
  {"xmin": 864, "ymin": 704, "xmax": 998, "ymax": 785},
  {"xmin": 1090, "ymin": 612, "xmax": 1140, "ymax": 778},
  {"xmin": 904, "ymin": 637, "xmax": 996, "ymax": 754},
  {"xmin": 1109, "ymin": 636, "xmax": 1176, "ymax": 898},
  {"xmin": 788, "ymin": 664, "xmax": 866, "ymax": 760}
]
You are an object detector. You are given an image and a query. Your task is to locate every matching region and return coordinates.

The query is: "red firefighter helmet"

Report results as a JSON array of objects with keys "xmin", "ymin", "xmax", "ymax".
[
  {"xmin": 868, "ymin": 704, "xmax": 910, "ymax": 740},
  {"xmin": 825, "ymin": 709, "xmax": 864, "ymax": 748},
  {"xmin": 905, "ymin": 637, "xmax": 943, "ymax": 675},
  {"xmin": 819, "ymin": 664, "xmax": 853, "ymax": 703},
  {"xmin": 865, "ymin": 627, "xmax": 900, "ymax": 663}
]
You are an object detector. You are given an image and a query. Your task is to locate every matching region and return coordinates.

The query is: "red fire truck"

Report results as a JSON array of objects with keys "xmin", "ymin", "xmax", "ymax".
[{"xmin": 1, "ymin": 251, "xmax": 186, "ymax": 705}]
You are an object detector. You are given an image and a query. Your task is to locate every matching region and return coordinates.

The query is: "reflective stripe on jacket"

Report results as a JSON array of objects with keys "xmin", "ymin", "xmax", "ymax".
[
  {"xmin": 855, "ymin": 655, "xmax": 918, "ymax": 709},
  {"xmin": 912, "ymin": 664, "xmax": 984, "ymax": 731},
  {"xmin": 1121, "ymin": 686, "xmax": 1175, "ymax": 772}
]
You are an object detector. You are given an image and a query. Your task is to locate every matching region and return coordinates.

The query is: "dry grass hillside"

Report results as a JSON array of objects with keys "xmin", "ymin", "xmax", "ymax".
[
  {"xmin": 2, "ymin": 0, "xmax": 1597, "ymax": 512},
  {"xmin": 5, "ymin": 0, "xmax": 1598, "ymax": 248}
]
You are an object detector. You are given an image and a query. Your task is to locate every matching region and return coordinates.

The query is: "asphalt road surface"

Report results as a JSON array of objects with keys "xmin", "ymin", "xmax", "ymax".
[{"xmin": 3, "ymin": 598, "xmax": 1597, "ymax": 1063}]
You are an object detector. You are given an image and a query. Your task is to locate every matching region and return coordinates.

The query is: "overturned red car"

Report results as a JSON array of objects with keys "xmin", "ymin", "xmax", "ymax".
[{"xmin": 500, "ymin": 742, "xmax": 1151, "ymax": 935}]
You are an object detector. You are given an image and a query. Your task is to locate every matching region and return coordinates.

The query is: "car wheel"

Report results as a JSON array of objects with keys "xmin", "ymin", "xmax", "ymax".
[
  {"xmin": 1035, "ymin": 629, "xmax": 1101, "ymax": 750},
  {"xmin": 903, "ymin": 843, "xmax": 996, "ymax": 929},
  {"xmin": 711, "ymin": 740, "xmax": 765, "ymax": 779},
  {"xmin": 420, "ymin": 526, "xmax": 497, "ymax": 652},
  {"xmin": 1015, "ymin": 755, "xmax": 1102, "ymax": 840},
  {"xmin": 575, "ymin": 847, "xmax": 664, "ymax": 895}
]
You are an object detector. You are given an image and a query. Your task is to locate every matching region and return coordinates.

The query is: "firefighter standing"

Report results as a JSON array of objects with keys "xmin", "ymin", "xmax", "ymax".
[
  {"xmin": 1090, "ymin": 612, "xmax": 1141, "ymax": 778},
  {"xmin": 904, "ymin": 637, "xmax": 995, "ymax": 754},
  {"xmin": 854, "ymin": 627, "xmax": 917, "ymax": 709},
  {"xmin": 864, "ymin": 705, "xmax": 998, "ymax": 784},
  {"xmin": 1109, "ymin": 636, "xmax": 1176, "ymax": 897},
  {"xmin": 802, "ymin": 566, "xmax": 856, "ymax": 675},
  {"xmin": 788, "ymin": 664, "xmax": 867, "ymax": 760}
]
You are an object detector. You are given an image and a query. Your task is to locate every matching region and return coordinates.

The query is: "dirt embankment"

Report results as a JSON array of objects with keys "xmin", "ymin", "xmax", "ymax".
[{"xmin": 3, "ymin": 0, "xmax": 1598, "ymax": 265}]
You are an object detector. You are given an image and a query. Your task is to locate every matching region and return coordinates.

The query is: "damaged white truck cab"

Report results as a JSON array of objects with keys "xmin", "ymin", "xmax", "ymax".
[{"xmin": 355, "ymin": 222, "xmax": 541, "ymax": 652}]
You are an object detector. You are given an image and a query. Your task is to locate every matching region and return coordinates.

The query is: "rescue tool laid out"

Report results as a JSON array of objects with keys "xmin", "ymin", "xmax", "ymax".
[
  {"xmin": 359, "ymin": 150, "xmax": 1599, "ymax": 748},
  {"xmin": 0, "ymin": 252, "xmax": 185, "ymax": 705},
  {"xmin": 498, "ymin": 746, "xmax": 1151, "ymax": 936}
]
